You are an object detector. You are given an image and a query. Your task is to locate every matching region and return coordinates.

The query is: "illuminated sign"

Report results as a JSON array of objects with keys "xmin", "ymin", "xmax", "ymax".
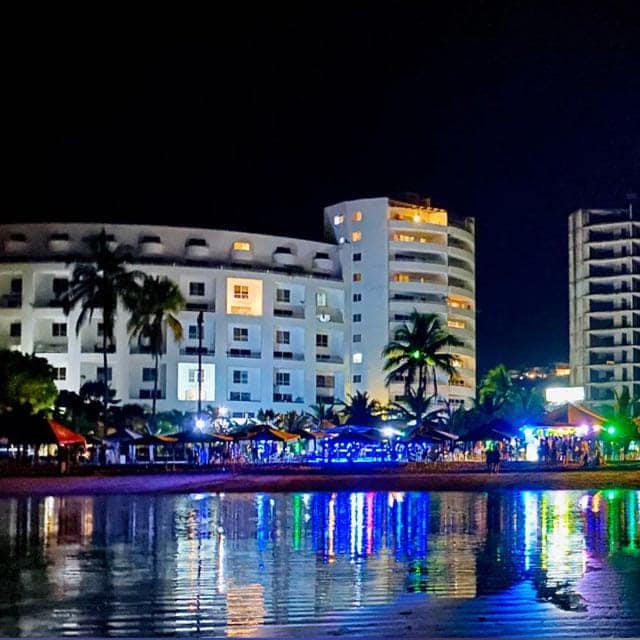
[{"xmin": 545, "ymin": 386, "xmax": 584, "ymax": 404}]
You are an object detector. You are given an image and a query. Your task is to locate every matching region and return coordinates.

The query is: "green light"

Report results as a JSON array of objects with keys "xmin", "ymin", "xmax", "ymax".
[
  {"xmin": 607, "ymin": 426, "xmax": 616, "ymax": 435},
  {"xmin": 411, "ymin": 350, "xmax": 421, "ymax": 359}
]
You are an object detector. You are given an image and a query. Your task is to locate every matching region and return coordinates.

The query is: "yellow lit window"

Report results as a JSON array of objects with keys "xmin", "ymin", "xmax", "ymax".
[
  {"xmin": 452, "ymin": 359, "xmax": 463, "ymax": 368},
  {"xmin": 351, "ymin": 231, "xmax": 362, "ymax": 242},
  {"xmin": 233, "ymin": 241, "xmax": 251, "ymax": 251},
  {"xmin": 395, "ymin": 273, "xmax": 410, "ymax": 282},
  {"xmin": 448, "ymin": 319, "xmax": 465, "ymax": 329},
  {"xmin": 352, "ymin": 211, "xmax": 362, "ymax": 222},
  {"xmin": 334, "ymin": 215, "xmax": 344, "ymax": 225},
  {"xmin": 353, "ymin": 273, "xmax": 362, "ymax": 282},
  {"xmin": 234, "ymin": 285, "xmax": 249, "ymax": 299}
]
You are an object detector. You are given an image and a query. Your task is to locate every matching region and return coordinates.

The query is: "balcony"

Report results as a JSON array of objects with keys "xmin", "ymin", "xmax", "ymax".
[
  {"xmin": 81, "ymin": 343, "xmax": 117, "ymax": 354},
  {"xmin": 229, "ymin": 392, "xmax": 255, "ymax": 402},
  {"xmin": 139, "ymin": 389, "xmax": 165, "ymax": 400},
  {"xmin": 273, "ymin": 247, "xmax": 297, "ymax": 267},
  {"xmin": 274, "ymin": 305, "xmax": 305, "ymax": 319},
  {"xmin": 273, "ymin": 393, "xmax": 304, "ymax": 404},
  {"xmin": 185, "ymin": 302, "xmax": 215, "ymax": 312},
  {"xmin": 273, "ymin": 351, "xmax": 304, "ymax": 361},
  {"xmin": 179, "ymin": 345, "xmax": 215, "ymax": 356},
  {"xmin": 316, "ymin": 308, "xmax": 343, "ymax": 324},
  {"xmin": 4, "ymin": 235, "xmax": 28, "ymax": 254},
  {"xmin": 316, "ymin": 354, "xmax": 344, "ymax": 364},
  {"xmin": 185, "ymin": 238, "xmax": 210, "ymax": 259},
  {"xmin": 139, "ymin": 236, "xmax": 165, "ymax": 256},
  {"xmin": 312, "ymin": 252, "xmax": 333, "ymax": 272},
  {"xmin": 48, "ymin": 234, "xmax": 71, "ymax": 253},
  {"xmin": 34, "ymin": 341, "xmax": 68, "ymax": 354},
  {"xmin": 227, "ymin": 349, "xmax": 261, "ymax": 359},
  {"xmin": 0, "ymin": 293, "xmax": 22, "ymax": 308}
]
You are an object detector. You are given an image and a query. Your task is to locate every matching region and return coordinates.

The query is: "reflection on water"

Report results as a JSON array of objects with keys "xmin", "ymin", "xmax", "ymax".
[{"xmin": 0, "ymin": 490, "xmax": 638, "ymax": 637}]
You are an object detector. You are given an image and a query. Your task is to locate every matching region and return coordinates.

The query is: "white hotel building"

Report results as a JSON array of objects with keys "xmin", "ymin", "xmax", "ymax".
[
  {"xmin": 569, "ymin": 206, "xmax": 639, "ymax": 406},
  {"xmin": 0, "ymin": 197, "xmax": 475, "ymax": 418}
]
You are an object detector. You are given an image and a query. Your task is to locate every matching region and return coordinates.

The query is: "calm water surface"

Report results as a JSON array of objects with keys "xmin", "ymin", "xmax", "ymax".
[{"xmin": 0, "ymin": 490, "xmax": 638, "ymax": 637}]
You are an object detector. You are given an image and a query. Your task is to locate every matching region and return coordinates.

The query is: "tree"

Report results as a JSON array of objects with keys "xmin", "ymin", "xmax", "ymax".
[
  {"xmin": 0, "ymin": 350, "xmax": 58, "ymax": 413},
  {"xmin": 340, "ymin": 391, "xmax": 381, "ymax": 426},
  {"xmin": 382, "ymin": 311, "xmax": 463, "ymax": 401},
  {"xmin": 307, "ymin": 402, "xmax": 340, "ymax": 428},
  {"xmin": 61, "ymin": 229, "xmax": 141, "ymax": 414},
  {"xmin": 599, "ymin": 387, "xmax": 640, "ymax": 450},
  {"xmin": 388, "ymin": 388, "xmax": 445, "ymax": 429},
  {"xmin": 478, "ymin": 364, "xmax": 513, "ymax": 407},
  {"xmin": 276, "ymin": 410, "xmax": 308, "ymax": 431},
  {"xmin": 125, "ymin": 275, "xmax": 185, "ymax": 432}
]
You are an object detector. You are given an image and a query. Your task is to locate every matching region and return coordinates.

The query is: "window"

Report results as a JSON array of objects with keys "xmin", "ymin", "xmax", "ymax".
[
  {"xmin": 275, "ymin": 372, "xmax": 290, "ymax": 386},
  {"xmin": 353, "ymin": 253, "xmax": 362, "ymax": 262},
  {"xmin": 352, "ymin": 211, "xmax": 363, "ymax": 222},
  {"xmin": 353, "ymin": 313, "xmax": 361, "ymax": 322},
  {"xmin": 352, "ymin": 353, "xmax": 363, "ymax": 364},
  {"xmin": 316, "ymin": 374, "xmax": 335, "ymax": 388},
  {"xmin": 395, "ymin": 273, "xmax": 410, "ymax": 282},
  {"xmin": 353, "ymin": 273, "xmax": 362, "ymax": 282},
  {"xmin": 233, "ymin": 327, "xmax": 249, "ymax": 342},
  {"xmin": 276, "ymin": 330, "xmax": 290, "ymax": 344},
  {"xmin": 351, "ymin": 231, "xmax": 362, "ymax": 242},
  {"xmin": 54, "ymin": 367, "xmax": 66, "ymax": 381},
  {"xmin": 233, "ymin": 370, "xmax": 248, "ymax": 384},
  {"xmin": 353, "ymin": 334, "xmax": 361, "ymax": 342},
  {"xmin": 188, "ymin": 325, "xmax": 199, "ymax": 340},
  {"xmin": 333, "ymin": 215, "xmax": 344, "ymax": 225},
  {"xmin": 190, "ymin": 282, "xmax": 205, "ymax": 296},
  {"xmin": 276, "ymin": 288, "xmax": 291, "ymax": 303},
  {"xmin": 52, "ymin": 322, "xmax": 67, "ymax": 337},
  {"xmin": 52, "ymin": 278, "xmax": 68, "ymax": 296},
  {"xmin": 10, "ymin": 322, "xmax": 21, "ymax": 338},
  {"xmin": 142, "ymin": 368, "xmax": 156, "ymax": 382},
  {"xmin": 353, "ymin": 374, "xmax": 362, "ymax": 384},
  {"xmin": 97, "ymin": 322, "xmax": 104, "ymax": 337},
  {"xmin": 97, "ymin": 367, "xmax": 112, "ymax": 382},
  {"xmin": 316, "ymin": 333, "xmax": 328, "ymax": 348},
  {"xmin": 233, "ymin": 241, "xmax": 251, "ymax": 251},
  {"xmin": 234, "ymin": 285, "xmax": 249, "ymax": 300},
  {"xmin": 10, "ymin": 278, "xmax": 22, "ymax": 294},
  {"xmin": 188, "ymin": 368, "xmax": 204, "ymax": 383},
  {"xmin": 352, "ymin": 293, "xmax": 362, "ymax": 303},
  {"xmin": 230, "ymin": 391, "xmax": 251, "ymax": 401},
  {"xmin": 316, "ymin": 291, "xmax": 327, "ymax": 307},
  {"xmin": 448, "ymin": 319, "xmax": 465, "ymax": 329}
]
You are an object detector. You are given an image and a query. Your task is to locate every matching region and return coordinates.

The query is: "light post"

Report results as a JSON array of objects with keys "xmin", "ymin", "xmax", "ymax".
[{"xmin": 197, "ymin": 310, "xmax": 204, "ymax": 427}]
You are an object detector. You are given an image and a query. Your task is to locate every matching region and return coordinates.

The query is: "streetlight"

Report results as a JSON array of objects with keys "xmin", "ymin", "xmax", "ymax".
[{"xmin": 197, "ymin": 310, "xmax": 204, "ymax": 426}]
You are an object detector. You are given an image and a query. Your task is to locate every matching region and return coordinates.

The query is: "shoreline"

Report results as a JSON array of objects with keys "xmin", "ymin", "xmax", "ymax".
[{"xmin": 1, "ymin": 467, "xmax": 639, "ymax": 496}]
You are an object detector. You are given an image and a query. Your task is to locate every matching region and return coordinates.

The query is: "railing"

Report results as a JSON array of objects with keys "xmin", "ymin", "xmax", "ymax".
[
  {"xmin": 226, "ymin": 349, "xmax": 261, "ymax": 359},
  {"xmin": 138, "ymin": 389, "xmax": 165, "ymax": 400},
  {"xmin": 82, "ymin": 343, "xmax": 116, "ymax": 354},
  {"xmin": 185, "ymin": 302, "xmax": 215, "ymax": 312},
  {"xmin": 273, "ymin": 351, "xmax": 304, "ymax": 361},
  {"xmin": 34, "ymin": 342, "xmax": 68, "ymax": 353},
  {"xmin": 179, "ymin": 345, "xmax": 215, "ymax": 356},
  {"xmin": 316, "ymin": 354, "xmax": 344, "ymax": 364},
  {"xmin": 274, "ymin": 306, "xmax": 305, "ymax": 319}
]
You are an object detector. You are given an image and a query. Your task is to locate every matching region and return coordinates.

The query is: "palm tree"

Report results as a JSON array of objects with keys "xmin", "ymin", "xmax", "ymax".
[
  {"xmin": 340, "ymin": 391, "xmax": 381, "ymax": 425},
  {"xmin": 61, "ymin": 229, "xmax": 141, "ymax": 415},
  {"xmin": 382, "ymin": 310, "xmax": 463, "ymax": 400},
  {"xmin": 478, "ymin": 364, "xmax": 513, "ymax": 407},
  {"xmin": 307, "ymin": 402, "xmax": 340, "ymax": 428},
  {"xmin": 388, "ymin": 388, "xmax": 445, "ymax": 429},
  {"xmin": 599, "ymin": 387, "xmax": 640, "ymax": 449},
  {"xmin": 125, "ymin": 275, "xmax": 185, "ymax": 432}
]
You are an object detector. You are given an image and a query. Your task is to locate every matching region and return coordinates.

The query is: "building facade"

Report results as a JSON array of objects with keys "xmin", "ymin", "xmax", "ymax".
[
  {"xmin": 569, "ymin": 206, "xmax": 640, "ymax": 406},
  {"xmin": 0, "ymin": 197, "xmax": 475, "ymax": 417},
  {"xmin": 325, "ymin": 197, "xmax": 476, "ymax": 409}
]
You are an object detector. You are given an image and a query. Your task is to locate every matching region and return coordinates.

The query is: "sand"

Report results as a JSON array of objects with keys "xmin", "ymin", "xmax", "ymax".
[{"xmin": 0, "ymin": 467, "xmax": 639, "ymax": 496}]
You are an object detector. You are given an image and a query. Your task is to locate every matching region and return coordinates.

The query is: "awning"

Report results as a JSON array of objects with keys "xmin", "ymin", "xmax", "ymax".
[
  {"xmin": 249, "ymin": 427, "xmax": 300, "ymax": 443},
  {"xmin": 132, "ymin": 434, "xmax": 178, "ymax": 446},
  {"xmin": 172, "ymin": 430, "xmax": 233, "ymax": 443},
  {"xmin": 49, "ymin": 420, "xmax": 87, "ymax": 447},
  {"xmin": 5, "ymin": 417, "xmax": 86, "ymax": 447}
]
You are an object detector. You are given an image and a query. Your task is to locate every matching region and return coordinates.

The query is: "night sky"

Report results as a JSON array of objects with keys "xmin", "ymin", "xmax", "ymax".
[{"xmin": 6, "ymin": 4, "xmax": 639, "ymax": 373}]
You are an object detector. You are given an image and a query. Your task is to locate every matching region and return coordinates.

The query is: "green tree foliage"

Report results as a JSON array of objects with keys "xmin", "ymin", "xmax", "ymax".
[
  {"xmin": 61, "ymin": 229, "xmax": 142, "ymax": 413},
  {"xmin": 599, "ymin": 387, "xmax": 639, "ymax": 448},
  {"xmin": 340, "ymin": 391, "xmax": 381, "ymax": 426},
  {"xmin": 307, "ymin": 402, "xmax": 340, "ymax": 427},
  {"xmin": 0, "ymin": 350, "xmax": 58, "ymax": 413},
  {"xmin": 125, "ymin": 275, "xmax": 185, "ymax": 432}
]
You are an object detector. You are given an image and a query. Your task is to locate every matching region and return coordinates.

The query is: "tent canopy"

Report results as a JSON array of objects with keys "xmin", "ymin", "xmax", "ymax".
[
  {"xmin": 3, "ymin": 417, "xmax": 86, "ymax": 447},
  {"xmin": 538, "ymin": 402, "xmax": 605, "ymax": 428},
  {"xmin": 249, "ymin": 427, "xmax": 300, "ymax": 443},
  {"xmin": 172, "ymin": 430, "xmax": 233, "ymax": 443}
]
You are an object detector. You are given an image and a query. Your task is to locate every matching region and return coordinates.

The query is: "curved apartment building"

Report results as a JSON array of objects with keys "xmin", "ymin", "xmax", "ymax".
[{"xmin": 0, "ymin": 197, "xmax": 475, "ymax": 417}]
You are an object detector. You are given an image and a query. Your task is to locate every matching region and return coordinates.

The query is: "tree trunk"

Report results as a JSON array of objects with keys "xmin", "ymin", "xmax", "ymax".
[
  {"xmin": 151, "ymin": 353, "xmax": 159, "ymax": 434},
  {"xmin": 432, "ymin": 366, "xmax": 438, "ymax": 399}
]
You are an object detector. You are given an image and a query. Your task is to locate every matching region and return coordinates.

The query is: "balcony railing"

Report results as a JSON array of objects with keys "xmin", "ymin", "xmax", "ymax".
[
  {"xmin": 179, "ymin": 345, "xmax": 215, "ymax": 356},
  {"xmin": 316, "ymin": 354, "xmax": 344, "ymax": 364},
  {"xmin": 274, "ymin": 306, "xmax": 305, "ymax": 319},
  {"xmin": 34, "ymin": 342, "xmax": 68, "ymax": 353},
  {"xmin": 273, "ymin": 351, "xmax": 304, "ymax": 361},
  {"xmin": 227, "ymin": 349, "xmax": 261, "ymax": 359},
  {"xmin": 81, "ymin": 343, "xmax": 116, "ymax": 354},
  {"xmin": 185, "ymin": 302, "xmax": 215, "ymax": 312}
]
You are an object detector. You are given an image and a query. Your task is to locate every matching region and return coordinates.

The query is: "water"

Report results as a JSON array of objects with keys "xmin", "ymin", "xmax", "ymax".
[{"xmin": 0, "ymin": 490, "xmax": 638, "ymax": 638}]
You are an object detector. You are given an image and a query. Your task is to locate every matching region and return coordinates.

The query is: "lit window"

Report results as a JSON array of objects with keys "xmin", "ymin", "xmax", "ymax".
[
  {"xmin": 234, "ymin": 285, "xmax": 249, "ymax": 299},
  {"xmin": 352, "ymin": 293, "xmax": 361, "ymax": 302},
  {"xmin": 338, "ymin": 237, "xmax": 345, "ymax": 244},
  {"xmin": 353, "ymin": 334, "xmax": 361, "ymax": 342},
  {"xmin": 233, "ymin": 370, "xmax": 248, "ymax": 384},
  {"xmin": 226, "ymin": 277, "xmax": 263, "ymax": 316},
  {"xmin": 353, "ymin": 374, "xmax": 362, "ymax": 383},
  {"xmin": 353, "ymin": 253, "xmax": 361, "ymax": 262},
  {"xmin": 188, "ymin": 368, "xmax": 204, "ymax": 383},
  {"xmin": 333, "ymin": 215, "xmax": 344, "ymax": 225},
  {"xmin": 353, "ymin": 211, "xmax": 362, "ymax": 222},
  {"xmin": 316, "ymin": 291, "xmax": 327, "ymax": 307},
  {"xmin": 233, "ymin": 327, "xmax": 249, "ymax": 342},
  {"xmin": 316, "ymin": 333, "xmax": 328, "ymax": 348},
  {"xmin": 448, "ymin": 319, "xmax": 465, "ymax": 329},
  {"xmin": 395, "ymin": 273, "xmax": 410, "ymax": 282},
  {"xmin": 276, "ymin": 330, "xmax": 290, "ymax": 344},
  {"xmin": 54, "ymin": 367, "xmax": 67, "ymax": 381},
  {"xmin": 353, "ymin": 314, "xmax": 361, "ymax": 322},
  {"xmin": 189, "ymin": 282, "xmax": 205, "ymax": 296},
  {"xmin": 276, "ymin": 372, "xmax": 290, "ymax": 386},
  {"xmin": 178, "ymin": 362, "xmax": 215, "ymax": 401},
  {"xmin": 52, "ymin": 322, "xmax": 67, "ymax": 337},
  {"xmin": 351, "ymin": 231, "xmax": 362, "ymax": 242},
  {"xmin": 353, "ymin": 273, "xmax": 362, "ymax": 282},
  {"xmin": 352, "ymin": 353, "xmax": 363, "ymax": 364},
  {"xmin": 233, "ymin": 241, "xmax": 251, "ymax": 251}
]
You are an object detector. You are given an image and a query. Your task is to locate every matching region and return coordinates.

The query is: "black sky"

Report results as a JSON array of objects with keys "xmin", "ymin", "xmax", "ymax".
[{"xmin": 6, "ymin": 3, "xmax": 640, "ymax": 373}]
